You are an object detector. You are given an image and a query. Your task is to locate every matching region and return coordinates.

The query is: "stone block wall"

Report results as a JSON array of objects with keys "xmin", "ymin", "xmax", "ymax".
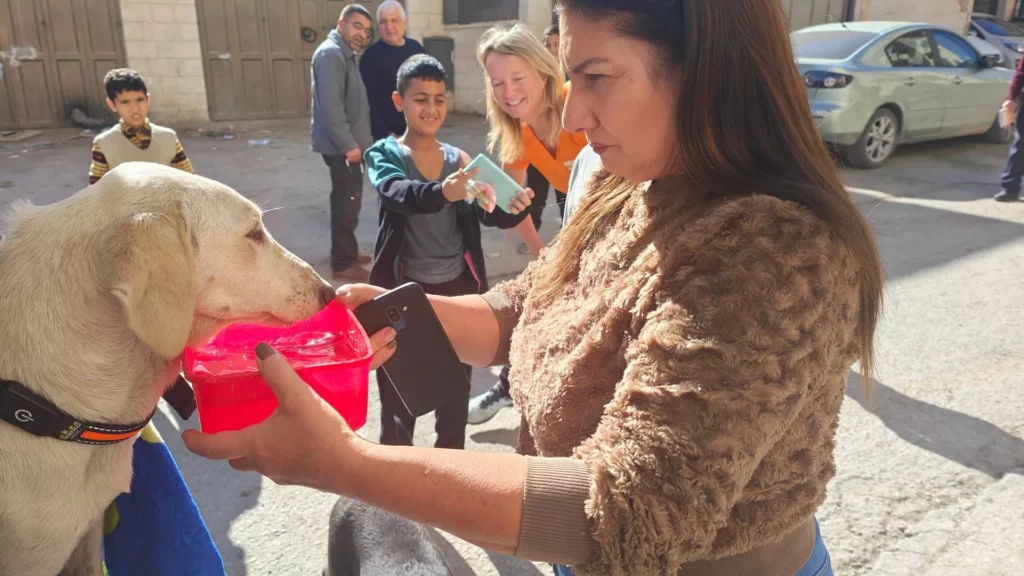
[
  {"xmin": 852, "ymin": 0, "xmax": 975, "ymax": 34},
  {"xmin": 119, "ymin": 0, "xmax": 210, "ymax": 123}
]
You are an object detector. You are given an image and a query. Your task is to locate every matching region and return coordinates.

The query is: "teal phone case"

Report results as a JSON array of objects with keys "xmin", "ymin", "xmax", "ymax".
[{"xmin": 464, "ymin": 153, "xmax": 524, "ymax": 212}]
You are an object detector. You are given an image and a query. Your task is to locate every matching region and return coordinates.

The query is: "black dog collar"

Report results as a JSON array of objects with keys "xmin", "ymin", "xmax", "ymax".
[{"xmin": 0, "ymin": 377, "xmax": 163, "ymax": 445}]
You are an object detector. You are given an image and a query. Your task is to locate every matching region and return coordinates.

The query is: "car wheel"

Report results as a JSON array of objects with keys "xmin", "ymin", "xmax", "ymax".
[
  {"xmin": 981, "ymin": 113, "xmax": 1014, "ymax": 144},
  {"xmin": 846, "ymin": 108, "xmax": 899, "ymax": 169}
]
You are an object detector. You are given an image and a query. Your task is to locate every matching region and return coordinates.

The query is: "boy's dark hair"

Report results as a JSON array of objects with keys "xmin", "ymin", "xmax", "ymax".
[
  {"xmin": 544, "ymin": 24, "xmax": 559, "ymax": 37},
  {"xmin": 396, "ymin": 54, "xmax": 447, "ymax": 96},
  {"xmin": 103, "ymin": 68, "xmax": 148, "ymax": 101},
  {"xmin": 341, "ymin": 4, "xmax": 372, "ymax": 22}
]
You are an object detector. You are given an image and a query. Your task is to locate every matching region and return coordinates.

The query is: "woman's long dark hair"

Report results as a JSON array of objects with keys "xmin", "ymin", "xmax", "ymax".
[{"xmin": 549, "ymin": 0, "xmax": 883, "ymax": 387}]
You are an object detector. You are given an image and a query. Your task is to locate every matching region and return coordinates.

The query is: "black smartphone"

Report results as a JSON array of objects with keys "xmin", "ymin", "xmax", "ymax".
[{"xmin": 353, "ymin": 283, "xmax": 470, "ymax": 417}]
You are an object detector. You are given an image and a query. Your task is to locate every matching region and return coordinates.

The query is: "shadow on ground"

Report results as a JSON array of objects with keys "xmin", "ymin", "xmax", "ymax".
[
  {"xmin": 847, "ymin": 373, "xmax": 1024, "ymax": 479},
  {"xmin": 847, "ymin": 190, "xmax": 1024, "ymax": 282},
  {"xmin": 153, "ymin": 407, "xmax": 261, "ymax": 576}
]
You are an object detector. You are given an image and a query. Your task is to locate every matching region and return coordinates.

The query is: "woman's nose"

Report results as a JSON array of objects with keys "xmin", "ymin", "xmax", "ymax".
[{"xmin": 562, "ymin": 87, "xmax": 591, "ymax": 133}]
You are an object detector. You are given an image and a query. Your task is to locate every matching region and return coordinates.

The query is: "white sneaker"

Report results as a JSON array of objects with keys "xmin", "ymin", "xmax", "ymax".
[{"xmin": 468, "ymin": 383, "xmax": 513, "ymax": 424}]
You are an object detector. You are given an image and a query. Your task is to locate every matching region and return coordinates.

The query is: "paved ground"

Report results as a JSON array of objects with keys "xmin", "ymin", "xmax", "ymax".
[{"xmin": 1, "ymin": 117, "xmax": 1023, "ymax": 575}]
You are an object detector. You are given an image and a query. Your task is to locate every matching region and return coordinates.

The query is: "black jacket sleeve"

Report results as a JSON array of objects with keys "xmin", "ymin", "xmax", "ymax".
[
  {"xmin": 378, "ymin": 176, "xmax": 449, "ymax": 216},
  {"xmin": 477, "ymin": 203, "xmax": 530, "ymax": 230}
]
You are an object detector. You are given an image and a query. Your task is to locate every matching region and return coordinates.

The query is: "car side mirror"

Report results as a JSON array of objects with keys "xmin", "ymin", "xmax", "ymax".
[{"xmin": 980, "ymin": 53, "xmax": 1000, "ymax": 69}]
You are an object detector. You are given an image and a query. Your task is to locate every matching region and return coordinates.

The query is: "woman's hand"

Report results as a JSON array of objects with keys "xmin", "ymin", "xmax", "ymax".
[
  {"xmin": 182, "ymin": 343, "xmax": 365, "ymax": 493},
  {"xmin": 506, "ymin": 187, "xmax": 535, "ymax": 215},
  {"xmin": 336, "ymin": 284, "xmax": 398, "ymax": 370}
]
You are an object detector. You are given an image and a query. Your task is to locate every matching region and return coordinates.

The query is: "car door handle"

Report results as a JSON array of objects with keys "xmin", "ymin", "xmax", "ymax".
[
  {"xmin": 952, "ymin": 76, "xmax": 963, "ymax": 85},
  {"xmin": 904, "ymin": 77, "xmax": 916, "ymax": 86}
]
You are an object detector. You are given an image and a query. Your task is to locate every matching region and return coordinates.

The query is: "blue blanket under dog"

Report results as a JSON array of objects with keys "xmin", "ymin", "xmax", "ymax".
[{"xmin": 101, "ymin": 423, "xmax": 224, "ymax": 576}]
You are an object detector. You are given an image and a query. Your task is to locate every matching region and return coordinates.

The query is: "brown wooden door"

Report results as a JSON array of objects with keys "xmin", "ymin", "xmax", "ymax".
[
  {"xmin": 197, "ymin": 0, "xmax": 386, "ymax": 121},
  {"xmin": 0, "ymin": 0, "xmax": 126, "ymax": 129}
]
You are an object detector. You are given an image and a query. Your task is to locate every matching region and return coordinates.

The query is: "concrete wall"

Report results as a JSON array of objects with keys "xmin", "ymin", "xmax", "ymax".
[
  {"xmin": 852, "ymin": 0, "xmax": 975, "ymax": 34},
  {"xmin": 442, "ymin": 0, "xmax": 556, "ymax": 114},
  {"xmin": 406, "ymin": 0, "xmax": 446, "ymax": 42},
  {"xmin": 447, "ymin": 23, "xmax": 493, "ymax": 115},
  {"xmin": 119, "ymin": 0, "xmax": 210, "ymax": 123}
]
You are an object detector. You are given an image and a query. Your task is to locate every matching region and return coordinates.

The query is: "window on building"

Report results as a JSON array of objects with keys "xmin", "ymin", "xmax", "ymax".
[
  {"xmin": 974, "ymin": 0, "xmax": 1000, "ymax": 16},
  {"xmin": 443, "ymin": 0, "xmax": 518, "ymax": 25}
]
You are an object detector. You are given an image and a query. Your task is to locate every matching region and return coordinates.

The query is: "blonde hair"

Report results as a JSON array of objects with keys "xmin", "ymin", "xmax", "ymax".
[{"xmin": 477, "ymin": 22, "xmax": 565, "ymax": 165}]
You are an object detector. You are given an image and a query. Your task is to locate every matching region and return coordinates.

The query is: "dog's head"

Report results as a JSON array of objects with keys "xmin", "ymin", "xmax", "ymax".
[{"xmin": 102, "ymin": 163, "xmax": 334, "ymax": 360}]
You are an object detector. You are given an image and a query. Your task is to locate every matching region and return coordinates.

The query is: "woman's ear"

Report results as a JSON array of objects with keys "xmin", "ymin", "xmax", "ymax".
[{"xmin": 108, "ymin": 208, "xmax": 196, "ymax": 359}]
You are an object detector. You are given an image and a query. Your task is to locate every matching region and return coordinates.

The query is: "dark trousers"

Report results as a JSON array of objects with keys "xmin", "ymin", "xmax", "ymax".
[
  {"xmin": 1001, "ymin": 104, "xmax": 1024, "ymax": 196},
  {"xmin": 377, "ymin": 268, "xmax": 476, "ymax": 449},
  {"xmin": 526, "ymin": 165, "xmax": 566, "ymax": 232},
  {"xmin": 323, "ymin": 155, "xmax": 364, "ymax": 270}
]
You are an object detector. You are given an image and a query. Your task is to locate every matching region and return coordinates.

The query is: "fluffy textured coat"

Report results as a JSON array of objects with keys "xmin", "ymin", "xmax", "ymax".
[
  {"xmin": 0, "ymin": 163, "xmax": 334, "ymax": 576},
  {"xmin": 489, "ymin": 174, "xmax": 861, "ymax": 575}
]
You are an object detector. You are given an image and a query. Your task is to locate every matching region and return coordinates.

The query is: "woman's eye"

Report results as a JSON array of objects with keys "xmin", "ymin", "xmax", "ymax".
[{"xmin": 246, "ymin": 228, "xmax": 266, "ymax": 243}]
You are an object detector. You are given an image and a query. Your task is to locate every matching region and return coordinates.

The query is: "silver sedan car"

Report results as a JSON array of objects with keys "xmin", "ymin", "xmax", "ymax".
[{"xmin": 792, "ymin": 22, "xmax": 1015, "ymax": 168}]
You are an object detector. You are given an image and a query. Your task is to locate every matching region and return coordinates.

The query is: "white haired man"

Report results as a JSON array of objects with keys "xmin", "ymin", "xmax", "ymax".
[{"xmin": 359, "ymin": 0, "xmax": 425, "ymax": 141}]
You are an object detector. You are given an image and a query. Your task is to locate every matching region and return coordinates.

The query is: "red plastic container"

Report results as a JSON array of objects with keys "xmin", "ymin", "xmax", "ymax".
[{"xmin": 183, "ymin": 300, "xmax": 372, "ymax": 434}]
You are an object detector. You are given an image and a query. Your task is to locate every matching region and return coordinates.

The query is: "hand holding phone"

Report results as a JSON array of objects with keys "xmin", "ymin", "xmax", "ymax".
[
  {"xmin": 352, "ymin": 283, "xmax": 469, "ymax": 417},
  {"xmin": 442, "ymin": 167, "xmax": 480, "ymax": 203},
  {"xmin": 464, "ymin": 154, "xmax": 532, "ymax": 214}
]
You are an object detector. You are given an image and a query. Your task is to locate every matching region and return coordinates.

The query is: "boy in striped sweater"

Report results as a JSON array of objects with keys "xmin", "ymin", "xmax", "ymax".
[{"xmin": 88, "ymin": 68, "xmax": 192, "ymax": 184}]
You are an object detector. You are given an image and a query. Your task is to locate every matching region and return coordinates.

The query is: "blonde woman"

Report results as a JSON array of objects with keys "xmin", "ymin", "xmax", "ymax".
[
  {"xmin": 480, "ymin": 22, "xmax": 587, "ymax": 257},
  {"xmin": 467, "ymin": 22, "xmax": 590, "ymax": 424}
]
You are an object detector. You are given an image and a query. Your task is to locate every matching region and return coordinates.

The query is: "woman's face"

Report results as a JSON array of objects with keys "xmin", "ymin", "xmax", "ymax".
[
  {"xmin": 484, "ymin": 52, "xmax": 547, "ymax": 125},
  {"xmin": 560, "ymin": 12, "xmax": 681, "ymax": 182}
]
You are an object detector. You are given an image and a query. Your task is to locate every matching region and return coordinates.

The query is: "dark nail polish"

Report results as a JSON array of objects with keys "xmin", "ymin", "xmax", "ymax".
[
  {"xmin": 255, "ymin": 342, "xmax": 277, "ymax": 360},
  {"xmin": 387, "ymin": 340, "xmax": 398, "ymax": 350}
]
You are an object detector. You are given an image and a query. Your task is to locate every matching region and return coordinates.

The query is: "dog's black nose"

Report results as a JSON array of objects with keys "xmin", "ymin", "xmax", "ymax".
[{"xmin": 319, "ymin": 283, "xmax": 337, "ymax": 307}]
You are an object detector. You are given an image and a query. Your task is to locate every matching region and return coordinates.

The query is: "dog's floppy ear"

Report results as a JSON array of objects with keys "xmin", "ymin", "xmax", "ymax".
[{"xmin": 109, "ymin": 209, "xmax": 196, "ymax": 359}]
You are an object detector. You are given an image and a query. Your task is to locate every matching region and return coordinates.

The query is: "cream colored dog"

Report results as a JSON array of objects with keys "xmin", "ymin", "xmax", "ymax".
[{"xmin": 0, "ymin": 162, "xmax": 335, "ymax": 576}]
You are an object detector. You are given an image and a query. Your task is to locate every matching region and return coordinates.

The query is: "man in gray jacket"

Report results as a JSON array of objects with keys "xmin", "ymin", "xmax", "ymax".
[{"xmin": 311, "ymin": 4, "xmax": 373, "ymax": 282}]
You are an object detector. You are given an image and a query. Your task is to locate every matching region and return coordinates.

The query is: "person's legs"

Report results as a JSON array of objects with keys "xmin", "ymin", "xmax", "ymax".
[
  {"xmin": 554, "ymin": 190, "xmax": 567, "ymax": 220},
  {"xmin": 998, "ymin": 106, "xmax": 1024, "ymax": 202},
  {"xmin": 377, "ymin": 368, "xmax": 417, "ymax": 446},
  {"xmin": 433, "ymin": 364, "xmax": 471, "ymax": 449},
  {"xmin": 526, "ymin": 164, "xmax": 550, "ymax": 231},
  {"xmin": 323, "ymin": 155, "xmax": 364, "ymax": 273},
  {"xmin": 413, "ymin": 269, "xmax": 478, "ymax": 449},
  {"xmin": 467, "ymin": 366, "xmax": 513, "ymax": 425}
]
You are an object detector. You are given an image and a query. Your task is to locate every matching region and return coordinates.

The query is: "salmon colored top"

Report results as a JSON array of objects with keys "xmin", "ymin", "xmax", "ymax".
[{"xmin": 503, "ymin": 85, "xmax": 588, "ymax": 193}]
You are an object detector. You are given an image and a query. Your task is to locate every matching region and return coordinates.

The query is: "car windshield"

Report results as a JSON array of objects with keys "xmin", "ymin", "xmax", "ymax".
[
  {"xmin": 791, "ymin": 30, "xmax": 878, "ymax": 59},
  {"xmin": 975, "ymin": 17, "xmax": 1024, "ymax": 36}
]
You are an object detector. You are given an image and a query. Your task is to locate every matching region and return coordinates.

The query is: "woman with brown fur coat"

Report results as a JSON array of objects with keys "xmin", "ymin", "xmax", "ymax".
[{"xmin": 184, "ymin": 1, "xmax": 883, "ymax": 575}]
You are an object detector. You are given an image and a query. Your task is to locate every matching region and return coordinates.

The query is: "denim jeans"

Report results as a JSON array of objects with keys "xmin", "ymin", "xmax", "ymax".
[
  {"xmin": 553, "ymin": 519, "xmax": 833, "ymax": 576},
  {"xmin": 1001, "ymin": 100, "xmax": 1024, "ymax": 196}
]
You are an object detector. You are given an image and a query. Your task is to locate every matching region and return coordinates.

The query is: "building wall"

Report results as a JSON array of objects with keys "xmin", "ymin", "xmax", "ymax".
[
  {"xmin": 406, "ymin": 0, "xmax": 447, "ymax": 42},
  {"xmin": 119, "ymin": 0, "xmax": 210, "ymax": 123},
  {"xmin": 447, "ymin": 23, "xmax": 494, "ymax": 115},
  {"xmin": 852, "ymin": 0, "xmax": 976, "ymax": 34}
]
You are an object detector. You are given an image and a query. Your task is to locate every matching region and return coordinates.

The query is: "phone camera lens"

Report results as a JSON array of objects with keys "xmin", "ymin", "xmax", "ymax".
[{"xmin": 386, "ymin": 307, "xmax": 401, "ymax": 323}]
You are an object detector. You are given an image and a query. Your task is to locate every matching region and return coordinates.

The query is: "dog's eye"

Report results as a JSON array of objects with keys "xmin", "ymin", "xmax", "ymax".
[{"xmin": 246, "ymin": 228, "xmax": 266, "ymax": 244}]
